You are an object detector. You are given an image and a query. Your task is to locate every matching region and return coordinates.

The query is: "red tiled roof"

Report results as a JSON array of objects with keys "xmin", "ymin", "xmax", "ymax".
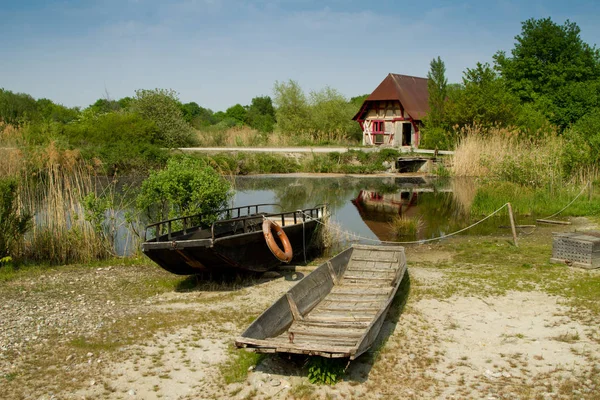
[{"xmin": 353, "ymin": 73, "xmax": 429, "ymax": 121}]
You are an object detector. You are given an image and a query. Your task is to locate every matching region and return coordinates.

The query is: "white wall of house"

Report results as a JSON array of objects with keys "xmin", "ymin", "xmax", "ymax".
[{"xmin": 361, "ymin": 101, "xmax": 418, "ymax": 148}]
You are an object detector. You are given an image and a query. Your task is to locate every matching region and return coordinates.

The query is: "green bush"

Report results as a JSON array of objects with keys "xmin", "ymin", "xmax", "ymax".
[
  {"xmin": 0, "ymin": 178, "xmax": 31, "ymax": 260},
  {"xmin": 63, "ymin": 112, "xmax": 166, "ymax": 173},
  {"xmin": 136, "ymin": 155, "xmax": 232, "ymax": 222}
]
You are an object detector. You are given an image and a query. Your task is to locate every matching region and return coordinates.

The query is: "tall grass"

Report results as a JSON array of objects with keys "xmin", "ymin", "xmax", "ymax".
[
  {"xmin": 193, "ymin": 126, "xmax": 358, "ymax": 147},
  {"xmin": 17, "ymin": 143, "xmax": 113, "ymax": 264},
  {"xmin": 452, "ymin": 125, "xmax": 568, "ymax": 188}
]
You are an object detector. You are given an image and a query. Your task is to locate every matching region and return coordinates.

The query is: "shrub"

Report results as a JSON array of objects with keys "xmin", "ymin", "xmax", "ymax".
[
  {"xmin": 0, "ymin": 178, "xmax": 31, "ymax": 260},
  {"xmin": 136, "ymin": 155, "xmax": 232, "ymax": 223}
]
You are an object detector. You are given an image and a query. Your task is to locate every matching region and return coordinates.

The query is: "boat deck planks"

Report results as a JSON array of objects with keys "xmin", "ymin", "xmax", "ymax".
[{"xmin": 236, "ymin": 244, "xmax": 407, "ymax": 359}]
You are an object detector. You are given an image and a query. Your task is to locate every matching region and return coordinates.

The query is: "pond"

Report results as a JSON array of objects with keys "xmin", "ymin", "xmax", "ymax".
[{"xmin": 231, "ymin": 175, "xmax": 518, "ymax": 244}]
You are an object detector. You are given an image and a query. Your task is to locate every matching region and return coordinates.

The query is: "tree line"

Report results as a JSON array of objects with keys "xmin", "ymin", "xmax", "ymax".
[{"xmin": 423, "ymin": 17, "xmax": 600, "ymax": 173}]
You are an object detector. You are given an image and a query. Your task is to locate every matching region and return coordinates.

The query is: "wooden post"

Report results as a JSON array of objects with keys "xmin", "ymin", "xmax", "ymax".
[{"xmin": 507, "ymin": 203, "xmax": 518, "ymax": 247}]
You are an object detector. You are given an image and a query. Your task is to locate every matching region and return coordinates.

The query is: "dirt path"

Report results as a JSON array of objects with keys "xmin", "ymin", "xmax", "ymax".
[{"xmin": 2, "ymin": 225, "xmax": 600, "ymax": 399}]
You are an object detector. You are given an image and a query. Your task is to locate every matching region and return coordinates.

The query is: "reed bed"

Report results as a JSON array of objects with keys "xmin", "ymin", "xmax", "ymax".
[
  {"xmin": 15, "ymin": 143, "xmax": 112, "ymax": 263},
  {"xmin": 193, "ymin": 126, "xmax": 356, "ymax": 147},
  {"xmin": 452, "ymin": 126, "xmax": 567, "ymax": 188}
]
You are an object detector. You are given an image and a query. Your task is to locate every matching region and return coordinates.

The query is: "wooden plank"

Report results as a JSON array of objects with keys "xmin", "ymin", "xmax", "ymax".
[
  {"xmin": 236, "ymin": 337, "xmax": 355, "ymax": 354},
  {"xmin": 286, "ymin": 293, "xmax": 304, "ymax": 321},
  {"xmin": 343, "ymin": 275, "xmax": 391, "ymax": 281},
  {"xmin": 537, "ymin": 219, "xmax": 572, "ymax": 225},
  {"xmin": 321, "ymin": 298, "xmax": 385, "ymax": 305},
  {"xmin": 305, "ymin": 314, "xmax": 374, "ymax": 323},
  {"xmin": 294, "ymin": 320, "xmax": 369, "ymax": 329},
  {"xmin": 351, "ymin": 257, "xmax": 398, "ymax": 263},
  {"xmin": 330, "ymin": 287, "xmax": 391, "ymax": 295},
  {"xmin": 316, "ymin": 306, "xmax": 381, "ymax": 313},
  {"xmin": 345, "ymin": 267, "xmax": 396, "ymax": 273}
]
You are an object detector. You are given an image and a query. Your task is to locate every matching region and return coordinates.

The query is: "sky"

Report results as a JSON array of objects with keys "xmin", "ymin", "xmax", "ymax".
[{"xmin": 1, "ymin": 0, "xmax": 599, "ymax": 111}]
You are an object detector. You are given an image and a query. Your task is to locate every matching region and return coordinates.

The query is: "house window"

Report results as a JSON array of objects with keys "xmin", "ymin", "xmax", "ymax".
[{"xmin": 372, "ymin": 120, "xmax": 385, "ymax": 144}]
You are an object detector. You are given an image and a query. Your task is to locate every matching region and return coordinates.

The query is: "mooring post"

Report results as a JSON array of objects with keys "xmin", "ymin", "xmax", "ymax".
[{"xmin": 507, "ymin": 203, "xmax": 518, "ymax": 247}]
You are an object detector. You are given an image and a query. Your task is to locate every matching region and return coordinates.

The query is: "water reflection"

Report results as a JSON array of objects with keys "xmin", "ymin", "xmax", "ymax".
[{"xmin": 233, "ymin": 175, "xmax": 503, "ymax": 243}]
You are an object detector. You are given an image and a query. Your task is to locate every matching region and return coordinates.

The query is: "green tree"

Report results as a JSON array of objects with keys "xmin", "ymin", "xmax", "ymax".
[
  {"xmin": 495, "ymin": 18, "xmax": 600, "ymax": 102},
  {"xmin": 136, "ymin": 155, "xmax": 232, "ymax": 222},
  {"xmin": 273, "ymin": 80, "xmax": 311, "ymax": 134},
  {"xmin": 131, "ymin": 89, "xmax": 195, "ymax": 148},
  {"xmin": 426, "ymin": 56, "xmax": 448, "ymax": 128},
  {"xmin": 225, "ymin": 104, "xmax": 247, "ymax": 125},
  {"xmin": 63, "ymin": 112, "xmax": 163, "ymax": 172},
  {"xmin": 308, "ymin": 86, "xmax": 360, "ymax": 140},
  {"xmin": 494, "ymin": 18, "xmax": 600, "ymax": 128},
  {"xmin": 0, "ymin": 89, "xmax": 39, "ymax": 125},
  {"xmin": 245, "ymin": 96, "xmax": 276, "ymax": 133}
]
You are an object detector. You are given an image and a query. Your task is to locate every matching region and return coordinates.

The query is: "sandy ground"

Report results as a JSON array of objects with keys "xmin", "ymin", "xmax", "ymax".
[{"xmin": 2, "ymin": 232, "xmax": 600, "ymax": 399}]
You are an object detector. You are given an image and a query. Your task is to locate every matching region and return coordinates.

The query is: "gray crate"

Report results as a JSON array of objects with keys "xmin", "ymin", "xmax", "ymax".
[{"xmin": 551, "ymin": 232, "xmax": 600, "ymax": 269}]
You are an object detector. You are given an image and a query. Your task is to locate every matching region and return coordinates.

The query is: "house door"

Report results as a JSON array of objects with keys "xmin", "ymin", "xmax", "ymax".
[{"xmin": 402, "ymin": 123, "xmax": 411, "ymax": 146}]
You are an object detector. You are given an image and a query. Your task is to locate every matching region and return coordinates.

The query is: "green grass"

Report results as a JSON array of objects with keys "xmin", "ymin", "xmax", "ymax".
[
  {"xmin": 471, "ymin": 181, "xmax": 600, "ymax": 218},
  {"xmin": 220, "ymin": 346, "xmax": 265, "ymax": 384}
]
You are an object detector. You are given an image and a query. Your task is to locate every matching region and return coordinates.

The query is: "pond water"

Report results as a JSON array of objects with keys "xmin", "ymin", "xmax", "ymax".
[{"xmin": 231, "ymin": 175, "xmax": 514, "ymax": 244}]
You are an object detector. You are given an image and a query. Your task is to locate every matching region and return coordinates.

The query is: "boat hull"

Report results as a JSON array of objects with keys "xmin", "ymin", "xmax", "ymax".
[
  {"xmin": 236, "ymin": 244, "xmax": 407, "ymax": 359},
  {"xmin": 142, "ymin": 219, "xmax": 321, "ymax": 275}
]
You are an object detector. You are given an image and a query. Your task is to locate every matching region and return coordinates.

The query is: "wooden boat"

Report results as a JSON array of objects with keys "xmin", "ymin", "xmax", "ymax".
[
  {"xmin": 235, "ymin": 244, "xmax": 407, "ymax": 359},
  {"xmin": 142, "ymin": 204, "xmax": 327, "ymax": 275}
]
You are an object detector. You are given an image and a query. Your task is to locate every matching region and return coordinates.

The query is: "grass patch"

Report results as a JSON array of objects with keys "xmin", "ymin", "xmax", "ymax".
[
  {"xmin": 289, "ymin": 382, "xmax": 316, "ymax": 399},
  {"xmin": 220, "ymin": 347, "xmax": 265, "ymax": 384},
  {"xmin": 553, "ymin": 331, "xmax": 581, "ymax": 343}
]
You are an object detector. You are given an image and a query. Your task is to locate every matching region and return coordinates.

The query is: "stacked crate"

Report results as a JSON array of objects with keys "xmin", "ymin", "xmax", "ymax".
[{"xmin": 551, "ymin": 232, "xmax": 600, "ymax": 269}]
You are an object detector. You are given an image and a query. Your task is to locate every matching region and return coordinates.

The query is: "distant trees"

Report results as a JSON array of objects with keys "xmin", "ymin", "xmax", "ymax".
[{"xmin": 273, "ymin": 79, "xmax": 362, "ymax": 141}]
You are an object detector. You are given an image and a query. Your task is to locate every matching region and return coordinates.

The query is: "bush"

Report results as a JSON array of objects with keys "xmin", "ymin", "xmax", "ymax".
[
  {"xmin": 136, "ymin": 155, "xmax": 232, "ymax": 222},
  {"xmin": 0, "ymin": 178, "xmax": 31, "ymax": 260},
  {"xmin": 63, "ymin": 112, "xmax": 166, "ymax": 173}
]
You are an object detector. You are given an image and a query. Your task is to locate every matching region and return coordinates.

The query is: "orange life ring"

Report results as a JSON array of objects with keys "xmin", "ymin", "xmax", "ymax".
[{"xmin": 262, "ymin": 219, "xmax": 293, "ymax": 263}]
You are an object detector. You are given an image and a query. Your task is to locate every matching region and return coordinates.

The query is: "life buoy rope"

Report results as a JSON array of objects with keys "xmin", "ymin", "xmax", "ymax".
[{"xmin": 262, "ymin": 219, "xmax": 293, "ymax": 263}]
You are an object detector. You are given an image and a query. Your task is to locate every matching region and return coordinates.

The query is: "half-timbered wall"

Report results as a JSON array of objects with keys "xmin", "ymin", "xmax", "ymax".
[{"xmin": 360, "ymin": 101, "xmax": 419, "ymax": 148}]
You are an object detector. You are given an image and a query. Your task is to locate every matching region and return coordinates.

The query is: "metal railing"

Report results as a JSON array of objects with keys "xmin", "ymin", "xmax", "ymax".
[
  {"xmin": 145, "ymin": 204, "xmax": 326, "ymax": 242},
  {"xmin": 144, "ymin": 204, "xmax": 282, "ymax": 241}
]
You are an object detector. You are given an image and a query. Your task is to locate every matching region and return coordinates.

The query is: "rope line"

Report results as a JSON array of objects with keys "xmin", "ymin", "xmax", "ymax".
[
  {"xmin": 540, "ymin": 182, "xmax": 590, "ymax": 220},
  {"xmin": 302, "ymin": 203, "xmax": 509, "ymax": 245}
]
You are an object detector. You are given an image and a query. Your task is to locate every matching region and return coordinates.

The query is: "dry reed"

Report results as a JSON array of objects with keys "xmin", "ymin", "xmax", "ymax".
[
  {"xmin": 15, "ymin": 143, "xmax": 113, "ymax": 263},
  {"xmin": 452, "ymin": 125, "xmax": 568, "ymax": 187}
]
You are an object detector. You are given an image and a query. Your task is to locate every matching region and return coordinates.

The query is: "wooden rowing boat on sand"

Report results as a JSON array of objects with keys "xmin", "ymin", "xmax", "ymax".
[{"xmin": 235, "ymin": 244, "xmax": 407, "ymax": 359}]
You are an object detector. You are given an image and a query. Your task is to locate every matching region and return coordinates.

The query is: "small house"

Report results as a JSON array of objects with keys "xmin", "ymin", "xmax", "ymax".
[{"xmin": 352, "ymin": 74, "xmax": 429, "ymax": 148}]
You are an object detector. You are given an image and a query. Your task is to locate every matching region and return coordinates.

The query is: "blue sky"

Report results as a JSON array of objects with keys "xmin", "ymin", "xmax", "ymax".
[{"xmin": 1, "ymin": 0, "xmax": 599, "ymax": 111}]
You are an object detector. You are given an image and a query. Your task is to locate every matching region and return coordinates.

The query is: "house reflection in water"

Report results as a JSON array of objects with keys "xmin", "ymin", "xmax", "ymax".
[{"xmin": 351, "ymin": 189, "xmax": 421, "ymax": 242}]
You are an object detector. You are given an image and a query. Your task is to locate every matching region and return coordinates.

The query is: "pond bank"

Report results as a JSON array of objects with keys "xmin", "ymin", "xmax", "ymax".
[{"xmin": 2, "ymin": 218, "xmax": 599, "ymax": 399}]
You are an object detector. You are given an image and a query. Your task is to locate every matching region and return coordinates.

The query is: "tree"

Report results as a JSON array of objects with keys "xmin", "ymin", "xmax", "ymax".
[
  {"xmin": 494, "ymin": 18, "xmax": 600, "ymax": 128},
  {"xmin": 308, "ymin": 86, "xmax": 360, "ymax": 140},
  {"xmin": 245, "ymin": 96, "xmax": 276, "ymax": 132},
  {"xmin": 131, "ymin": 89, "xmax": 195, "ymax": 147},
  {"xmin": 426, "ymin": 56, "xmax": 448, "ymax": 128},
  {"xmin": 273, "ymin": 80, "xmax": 311, "ymax": 134},
  {"xmin": 0, "ymin": 89, "xmax": 39, "ymax": 125},
  {"xmin": 225, "ymin": 104, "xmax": 247, "ymax": 125}
]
